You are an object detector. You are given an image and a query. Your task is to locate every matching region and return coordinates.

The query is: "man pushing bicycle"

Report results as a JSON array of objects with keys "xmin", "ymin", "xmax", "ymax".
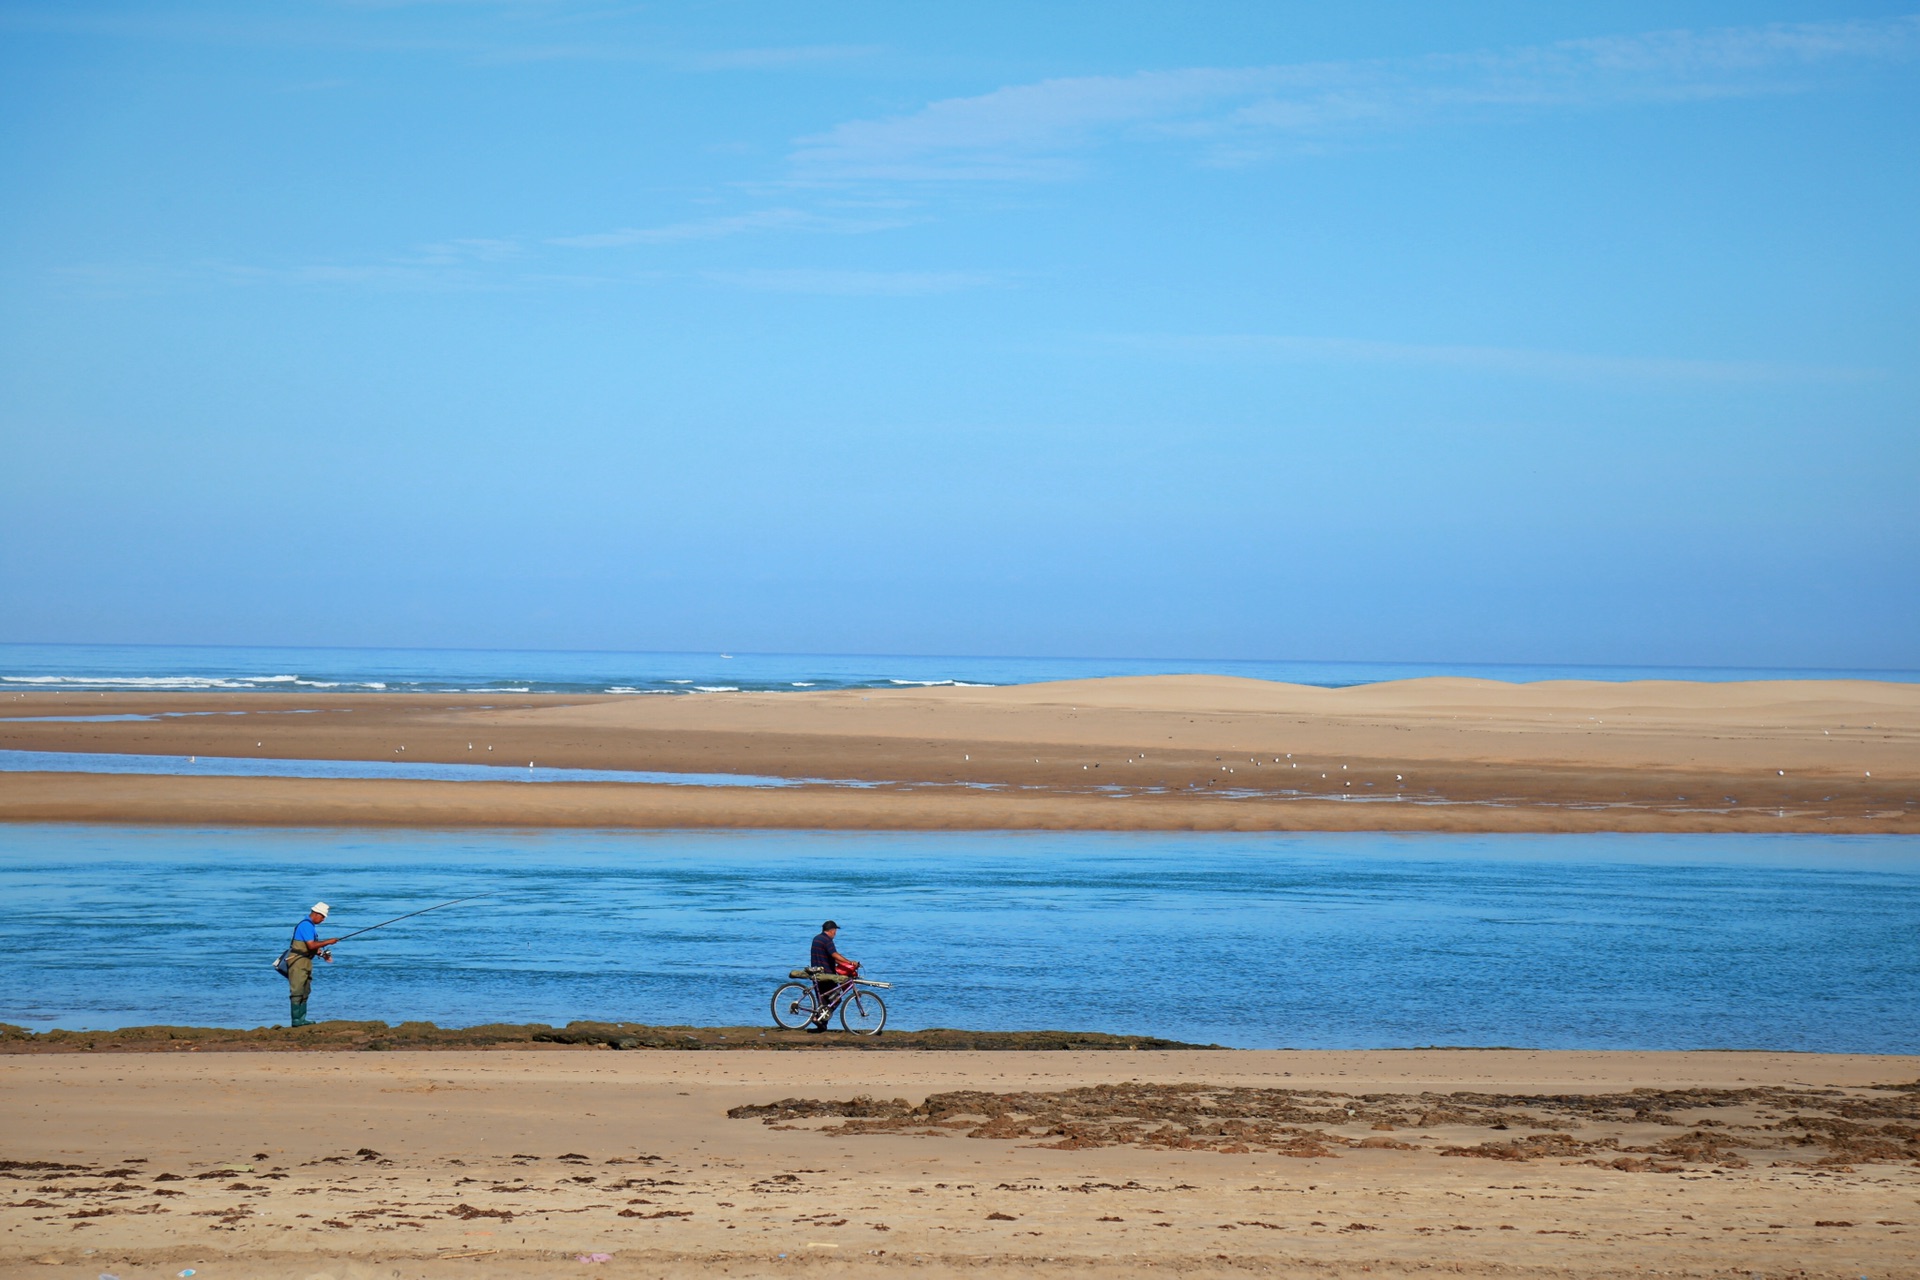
[
  {"xmin": 770, "ymin": 924, "xmax": 888, "ymax": 1036},
  {"xmin": 807, "ymin": 920, "xmax": 856, "ymax": 1033}
]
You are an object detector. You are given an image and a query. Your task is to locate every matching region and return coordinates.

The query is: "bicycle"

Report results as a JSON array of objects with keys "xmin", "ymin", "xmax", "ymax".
[{"xmin": 771, "ymin": 965, "xmax": 891, "ymax": 1035}]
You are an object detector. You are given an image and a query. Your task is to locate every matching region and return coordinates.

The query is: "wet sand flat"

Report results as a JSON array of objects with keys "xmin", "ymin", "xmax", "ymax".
[
  {"xmin": 1, "ymin": 675, "xmax": 1915, "ymax": 831},
  {"xmin": 3, "ymin": 1048, "xmax": 1915, "ymax": 1278}
]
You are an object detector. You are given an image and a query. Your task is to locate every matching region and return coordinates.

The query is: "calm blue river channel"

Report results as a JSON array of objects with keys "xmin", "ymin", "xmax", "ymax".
[{"xmin": 1, "ymin": 826, "xmax": 1915, "ymax": 1052}]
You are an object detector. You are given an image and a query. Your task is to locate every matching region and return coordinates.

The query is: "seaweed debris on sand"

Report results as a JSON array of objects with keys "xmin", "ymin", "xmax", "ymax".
[{"xmin": 728, "ymin": 1079, "xmax": 1920, "ymax": 1167}]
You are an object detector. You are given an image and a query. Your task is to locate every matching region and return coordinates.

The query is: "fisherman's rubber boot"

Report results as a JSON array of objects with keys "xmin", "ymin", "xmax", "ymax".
[{"xmin": 290, "ymin": 1000, "xmax": 310, "ymax": 1028}]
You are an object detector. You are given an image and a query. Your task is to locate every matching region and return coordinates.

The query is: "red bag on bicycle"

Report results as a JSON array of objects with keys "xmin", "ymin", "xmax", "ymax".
[{"xmin": 834, "ymin": 959, "xmax": 859, "ymax": 977}]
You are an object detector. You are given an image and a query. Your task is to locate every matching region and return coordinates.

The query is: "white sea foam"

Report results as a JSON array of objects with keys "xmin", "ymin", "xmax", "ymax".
[
  {"xmin": 3, "ymin": 674, "xmax": 260, "ymax": 689},
  {"xmin": 0, "ymin": 672, "xmax": 364, "ymax": 691},
  {"xmin": 886, "ymin": 678, "xmax": 955, "ymax": 686},
  {"xmin": 666, "ymin": 679, "xmax": 692, "ymax": 684},
  {"xmin": 693, "ymin": 685, "xmax": 739, "ymax": 693},
  {"xmin": 791, "ymin": 682, "xmax": 815, "ymax": 687}
]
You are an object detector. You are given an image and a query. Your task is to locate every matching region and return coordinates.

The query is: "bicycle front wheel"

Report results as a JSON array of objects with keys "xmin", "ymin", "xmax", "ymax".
[
  {"xmin": 771, "ymin": 982, "xmax": 819, "ymax": 1030},
  {"xmin": 839, "ymin": 987, "xmax": 887, "ymax": 1036}
]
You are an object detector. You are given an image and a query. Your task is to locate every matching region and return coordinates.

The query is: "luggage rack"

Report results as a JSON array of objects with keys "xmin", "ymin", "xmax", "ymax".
[{"xmin": 788, "ymin": 968, "xmax": 892, "ymax": 988}]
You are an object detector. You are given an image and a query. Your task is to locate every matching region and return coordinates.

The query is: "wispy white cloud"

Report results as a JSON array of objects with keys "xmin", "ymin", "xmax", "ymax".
[
  {"xmin": 51, "ymin": 235, "xmax": 620, "ymax": 295},
  {"xmin": 792, "ymin": 67, "xmax": 1280, "ymax": 182},
  {"xmin": 680, "ymin": 44, "xmax": 881, "ymax": 71},
  {"xmin": 408, "ymin": 236, "xmax": 523, "ymax": 263},
  {"xmin": 468, "ymin": 40, "xmax": 877, "ymax": 69},
  {"xmin": 703, "ymin": 268, "xmax": 999, "ymax": 296},
  {"xmin": 1103, "ymin": 333, "xmax": 1879, "ymax": 384},
  {"xmin": 548, "ymin": 207, "xmax": 911, "ymax": 249},
  {"xmin": 0, "ymin": 5, "xmax": 877, "ymax": 71},
  {"xmin": 202, "ymin": 259, "xmax": 617, "ymax": 291},
  {"xmin": 790, "ymin": 15, "xmax": 1920, "ymax": 181},
  {"xmin": 52, "ymin": 254, "xmax": 987, "ymax": 299}
]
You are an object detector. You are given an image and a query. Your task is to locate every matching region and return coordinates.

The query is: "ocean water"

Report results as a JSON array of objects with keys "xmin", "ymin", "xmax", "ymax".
[
  {"xmin": 3, "ymin": 642, "xmax": 1914, "ymax": 696},
  {"xmin": 2, "ymin": 826, "xmax": 1915, "ymax": 1052}
]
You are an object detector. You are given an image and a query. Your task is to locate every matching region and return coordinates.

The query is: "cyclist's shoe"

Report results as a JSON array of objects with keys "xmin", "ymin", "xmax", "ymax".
[{"xmin": 805, "ymin": 1019, "xmax": 827, "ymax": 1034}]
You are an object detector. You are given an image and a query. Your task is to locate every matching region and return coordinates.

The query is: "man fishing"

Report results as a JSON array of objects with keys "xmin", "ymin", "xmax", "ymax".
[
  {"xmin": 274, "ymin": 893, "xmax": 489, "ymax": 1027},
  {"xmin": 284, "ymin": 902, "xmax": 340, "ymax": 1028}
]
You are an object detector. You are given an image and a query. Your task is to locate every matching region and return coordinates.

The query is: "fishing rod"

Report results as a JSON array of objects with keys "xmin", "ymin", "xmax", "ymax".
[{"xmin": 329, "ymin": 893, "xmax": 493, "ymax": 945}]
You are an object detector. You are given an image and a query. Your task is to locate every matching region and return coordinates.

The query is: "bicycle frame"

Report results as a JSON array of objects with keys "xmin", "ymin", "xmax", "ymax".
[{"xmin": 814, "ymin": 974, "xmax": 890, "ymax": 1018}]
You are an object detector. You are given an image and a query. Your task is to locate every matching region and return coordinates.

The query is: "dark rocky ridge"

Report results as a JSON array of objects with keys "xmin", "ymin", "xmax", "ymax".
[{"xmin": 0, "ymin": 1021, "xmax": 1216, "ymax": 1054}]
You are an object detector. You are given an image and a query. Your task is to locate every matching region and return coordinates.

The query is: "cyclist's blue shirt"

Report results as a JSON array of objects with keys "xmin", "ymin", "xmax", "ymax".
[{"xmin": 810, "ymin": 932, "xmax": 836, "ymax": 970}]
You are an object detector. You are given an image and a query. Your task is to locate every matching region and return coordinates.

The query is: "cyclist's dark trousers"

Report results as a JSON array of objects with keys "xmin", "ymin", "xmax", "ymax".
[{"xmin": 813, "ymin": 980, "xmax": 836, "ymax": 1023}]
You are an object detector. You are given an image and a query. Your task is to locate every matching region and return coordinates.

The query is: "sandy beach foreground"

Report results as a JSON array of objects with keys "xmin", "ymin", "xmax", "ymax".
[
  {"xmin": 2, "ymin": 675, "xmax": 1916, "ymax": 832},
  {"xmin": 2, "ymin": 1047, "xmax": 1915, "ymax": 1278}
]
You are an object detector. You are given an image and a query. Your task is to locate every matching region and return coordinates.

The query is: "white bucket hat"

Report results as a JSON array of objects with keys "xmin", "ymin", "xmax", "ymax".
[{"xmin": 311, "ymin": 902, "xmax": 330, "ymax": 918}]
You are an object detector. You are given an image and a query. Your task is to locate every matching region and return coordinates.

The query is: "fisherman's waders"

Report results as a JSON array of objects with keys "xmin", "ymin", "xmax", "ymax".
[{"xmin": 284, "ymin": 949, "xmax": 317, "ymax": 1026}]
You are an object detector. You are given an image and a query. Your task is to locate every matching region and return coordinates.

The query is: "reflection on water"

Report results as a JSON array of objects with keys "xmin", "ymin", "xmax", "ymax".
[{"xmin": 0, "ymin": 826, "xmax": 1915, "ymax": 1052}]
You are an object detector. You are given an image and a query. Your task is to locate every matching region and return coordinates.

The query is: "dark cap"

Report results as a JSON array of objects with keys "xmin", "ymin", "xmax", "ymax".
[{"xmin": 822, "ymin": 920, "xmax": 838, "ymax": 931}]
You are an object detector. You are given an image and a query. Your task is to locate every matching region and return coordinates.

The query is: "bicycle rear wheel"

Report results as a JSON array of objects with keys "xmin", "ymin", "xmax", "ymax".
[
  {"xmin": 771, "ymin": 981, "xmax": 820, "ymax": 1030},
  {"xmin": 839, "ymin": 987, "xmax": 887, "ymax": 1036}
]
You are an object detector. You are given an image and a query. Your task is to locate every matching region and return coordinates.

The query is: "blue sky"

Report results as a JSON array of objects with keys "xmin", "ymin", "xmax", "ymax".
[{"xmin": 2, "ymin": 2, "xmax": 1915, "ymax": 667}]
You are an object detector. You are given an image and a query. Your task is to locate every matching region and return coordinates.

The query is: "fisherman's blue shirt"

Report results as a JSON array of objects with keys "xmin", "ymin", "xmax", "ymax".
[{"xmin": 293, "ymin": 919, "xmax": 319, "ymax": 946}]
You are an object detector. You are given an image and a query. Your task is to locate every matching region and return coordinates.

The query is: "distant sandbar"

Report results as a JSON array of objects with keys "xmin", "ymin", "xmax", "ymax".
[{"xmin": 1, "ymin": 675, "xmax": 1913, "ymax": 832}]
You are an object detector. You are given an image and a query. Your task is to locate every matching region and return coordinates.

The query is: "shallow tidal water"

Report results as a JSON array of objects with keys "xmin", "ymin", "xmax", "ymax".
[
  {"xmin": 1, "ymin": 826, "xmax": 1915, "ymax": 1052},
  {"xmin": 0, "ymin": 748, "xmax": 822, "ymax": 789}
]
